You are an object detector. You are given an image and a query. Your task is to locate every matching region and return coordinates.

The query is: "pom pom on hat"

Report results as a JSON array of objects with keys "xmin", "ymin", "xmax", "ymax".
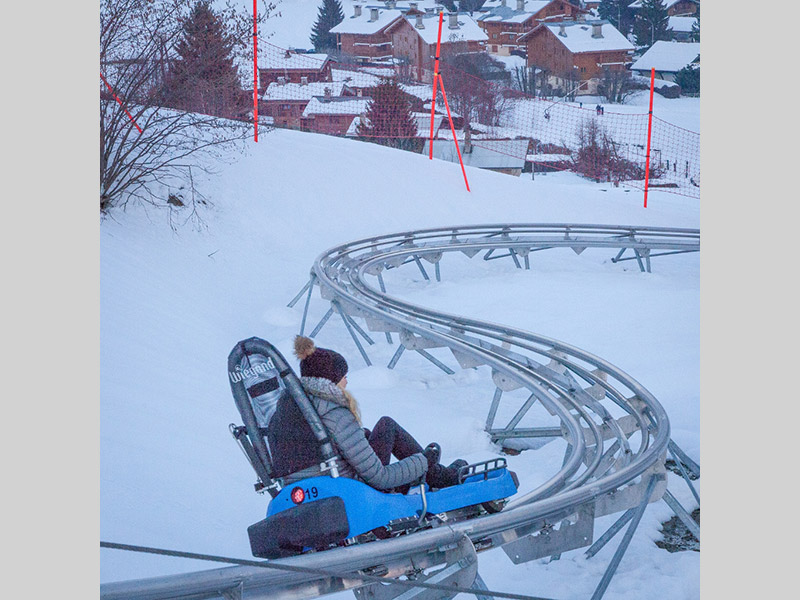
[
  {"xmin": 294, "ymin": 335, "xmax": 316, "ymax": 360},
  {"xmin": 294, "ymin": 336, "xmax": 349, "ymax": 384}
]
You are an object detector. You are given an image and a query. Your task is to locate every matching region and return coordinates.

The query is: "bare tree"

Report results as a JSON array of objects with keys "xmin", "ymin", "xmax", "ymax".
[
  {"xmin": 511, "ymin": 65, "xmax": 537, "ymax": 96},
  {"xmin": 597, "ymin": 67, "xmax": 643, "ymax": 104},
  {"xmin": 573, "ymin": 117, "xmax": 653, "ymax": 183},
  {"xmin": 99, "ymin": 0, "xmax": 279, "ymax": 220},
  {"xmin": 438, "ymin": 50, "xmax": 509, "ymax": 130}
]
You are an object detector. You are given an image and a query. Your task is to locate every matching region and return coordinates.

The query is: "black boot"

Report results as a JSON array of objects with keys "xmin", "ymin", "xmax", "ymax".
[
  {"xmin": 426, "ymin": 458, "xmax": 468, "ymax": 489},
  {"xmin": 423, "ymin": 443, "xmax": 441, "ymax": 468}
]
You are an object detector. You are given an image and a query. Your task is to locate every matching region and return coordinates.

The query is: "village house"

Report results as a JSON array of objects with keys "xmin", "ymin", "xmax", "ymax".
[
  {"xmin": 628, "ymin": 0, "xmax": 699, "ymax": 17},
  {"xmin": 258, "ymin": 48, "xmax": 332, "ymax": 92},
  {"xmin": 423, "ymin": 137, "xmax": 531, "ymax": 176},
  {"xmin": 330, "ymin": 4, "xmax": 403, "ymax": 64},
  {"xmin": 385, "ymin": 11, "xmax": 488, "ymax": 82},
  {"xmin": 477, "ymin": 0, "xmax": 586, "ymax": 56},
  {"xmin": 329, "ymin": 2, "xmax": 456, "ymax": 65},
  {"xmin": 260, "ymin": 81, "xmax": 355, "ymax": 129},
  {"xmin": 630, "ymin": 40, "xmax": 699, "ymax": 82},
  {"xmin": 301, "ymin": 96, "xmax": 373, "ymax": 136},
  {"xmin": 668, "ymin": 15, "xmax": 697, "ymax": 42},
  {"xmin": 346, "ymin": 110, "xmax": 447, "ymax": 139},
  {"xmin": 519, "ymin": 19, "xmax": 634, "ymax": 94}
]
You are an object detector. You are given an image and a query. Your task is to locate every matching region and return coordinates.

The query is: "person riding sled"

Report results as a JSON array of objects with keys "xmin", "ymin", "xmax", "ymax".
[{"xmin": 266, "ymin": 336, "xmax": 467, "ymax": 492}]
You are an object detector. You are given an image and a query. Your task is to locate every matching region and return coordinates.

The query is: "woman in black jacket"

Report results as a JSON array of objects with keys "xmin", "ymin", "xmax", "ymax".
[{"xmin": 267, "ymin": 336, "xmax": 466, "ymax": 491}]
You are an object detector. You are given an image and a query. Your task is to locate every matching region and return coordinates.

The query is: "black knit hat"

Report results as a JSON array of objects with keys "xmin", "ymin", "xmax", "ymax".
[{"xmin": 294, "ymin": 336, "xmax": 349, "ymax": 383}]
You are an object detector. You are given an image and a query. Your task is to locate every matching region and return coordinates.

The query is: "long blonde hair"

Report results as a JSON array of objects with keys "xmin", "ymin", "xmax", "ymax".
[{"xmin": 341, "ymin": 388, "xmax": 362, "ymax": 425}]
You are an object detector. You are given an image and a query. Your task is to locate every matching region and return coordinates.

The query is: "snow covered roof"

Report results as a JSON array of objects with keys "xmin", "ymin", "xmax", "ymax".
[
  {"xmin": 330, "ymin": 8, "xmax": 403, "ymax": 35},
  {"xmin": 668, "ymin": 16, "xmax": 696, "ymax": 33},
  {"xmin": 424, "ymin": 139, "xmax": 530, "ymax": 169},
  {"xmin": 394, "ymin": 12, "xmax": 488, "ymax": 45},
  {"xmin": 630, "ymin": 40, "xmax": 699, "ymax": 73},
  {"xmin": 263, "ymin": 81, "xmax": 348, "ymax": 101},
  {"xmin": 383, "ymin": 1, "xmax": 447, "ymax": 11},
  {"xmin": 399, "ymin": 83, "xmax": 434, "ymax": 102},
  {"xmin": 346, "ymin": 111, "xmax": 445, "ymax": 137},
  {"xmin": 259, "ymin": 50, "xmax": 329, "ymax": 71},
  {"xmin": 535, "ymin": 21, "xmax": 634, "ymax": 53},
  {"xmin": 302, "ymin": 96, "xmax": 371, "ymax": 117},
  {"xmin": 477, "ymin": 1, "xmax": 554, "ymax": 24},
  {"xmin": 331, "ymin": 68, "xmax": 383, "ymax": 88}
]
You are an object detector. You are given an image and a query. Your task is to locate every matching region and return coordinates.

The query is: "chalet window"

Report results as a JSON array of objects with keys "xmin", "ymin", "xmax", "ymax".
[
  {"xmin": 282, "ymin": 104, "xmax": 291, "ymax": 111},
  {"xmin": 493, "ymin": 33, "xmax": 498, "ymax": 39}
]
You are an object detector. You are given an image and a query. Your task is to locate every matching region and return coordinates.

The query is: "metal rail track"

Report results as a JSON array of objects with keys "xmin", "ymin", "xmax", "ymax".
[{"xmin": 101, "ymin": 224, "xmax": 700, "ymax": 600}]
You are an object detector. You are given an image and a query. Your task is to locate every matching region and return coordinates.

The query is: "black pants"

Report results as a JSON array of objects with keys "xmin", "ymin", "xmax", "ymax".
[{"xmin": 364, "ymin": 416, "xmax": 458, "ymax": 488}]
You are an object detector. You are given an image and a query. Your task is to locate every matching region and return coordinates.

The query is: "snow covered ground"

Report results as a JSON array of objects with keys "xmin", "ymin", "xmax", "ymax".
[{"xmin": 100, "ymin": 103, "xmax": 700, "ymax": 600}]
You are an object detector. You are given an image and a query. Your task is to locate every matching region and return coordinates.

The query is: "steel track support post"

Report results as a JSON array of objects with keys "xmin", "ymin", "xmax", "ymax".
[
  {"xmin": 413, "ymin": 255, "xmax": 430, "ymax": 281},
  {"xmin": 298, "ymin": 276, "xmax": 318, "ymax": 335},
  {"xmin": 668, "ymin": 446, "xmax": 700, "ymax": 507},
  {"xmin": 503, "ymin": 393, "xmax": 537, "ymax": 431},
  {"xmin": 524, "ymin": 254, "xmax": 530, "ymax": 270},
  {"xmin": 435, "ymin": 261, "xmax": 441, "ymax": 282},
  {"xmin": 344, "ymin": 314, "xmax": 376, "ymax": 346},
  {"xmin": 387, "ymin": 344, "xmax": 406, "ymax": 369},
  {"xmin": 509, "ymin": 249, "xmax": 522, "ymax": 269},
  {"xmin": 287, "ymin": 277, "xmax": 313, "ymax": 308},
  {"xmin": 662, "ymin": 490, "xmax": 700, "ymax": 541},
  {"xmin": 310, "ymin": 307, "xmax": 334, "ymax": 337},
  {"xmin": 584, "ymin": 508, "xmax": 636, "ymax": 559},
  {"xmin": 633, "ymin": 249, "xmax": 646, "ymax": 273},
  {"xmin": 332, "ymin": 301, "xmax": 372, "ymax": 366},
  {"xmin": 611, "ymin": 247, "xmax": 627, "ymax": 263},
  {"xmin": 374, "ymin": 273, "xmax": 393, "ymax": 343},
  {"xmin": 470, "ymin": 573, "xmax": 493, "ymax": 600},
  {"xmin": 590, "ymin": 475, "xmax": 659, "ymax": 600},
  {"xmin": 668, "ymin": 439, "xmax": 700, "ymax": 478},
  {"xmin": 486, "ymin": 387, "xmax": 503, "ymax": 430},
  {"xmin": 415, "ymin": 348, "xmax": 455, "ymax": 375}
]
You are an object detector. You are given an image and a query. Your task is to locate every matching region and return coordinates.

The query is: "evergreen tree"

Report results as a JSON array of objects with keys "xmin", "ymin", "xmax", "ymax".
[
  {"xmin": 690, "ymin": 5, "xmax": 700, "ymax": 42},
  {"xmin": 356, "ymin": 78, "xmax": 419, "ymax": 151},
  {"xmin": 310, "ymin": 0, "xmax": 344, "ymax": 53},
  {"xmin": 633, "ymin": 0, "xmax": 672, "ymax": 50},
  {"xmin": 598, "ymin": 0, "xmax": 635, "ymax": 37},
  {"xmin": 675, "ymin": 64, "xmax": 699, "ymax": 95},
  {"xmin": 163, "ymin": 1, "xmax": 244, "ymax": 118},
  {"xmin": 459, "ymin": 0, "xmax": 486, "ymax": 13},
  {"xmin": 440, "ymin": 0, "xmax": 457, "ymax": 12}
]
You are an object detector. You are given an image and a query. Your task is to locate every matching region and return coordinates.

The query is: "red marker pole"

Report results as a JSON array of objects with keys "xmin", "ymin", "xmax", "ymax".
[
  {"xmin": 100, "ymin": 72, "xmax": 142, "ymax": 134},
  {"xmin": 253, "ymin": 0, "xmax": 258, "ymax": 142},
  {"xmin": 643, "ymin": 67, "xmax": 655, "ymax": 208},
  {"xmin": 438, "ymin": 76, "xmax": 470, "ymax": 192},
  {"xmin": 428, "ymin": 11, "xmax": 444, "ymax": 159}
]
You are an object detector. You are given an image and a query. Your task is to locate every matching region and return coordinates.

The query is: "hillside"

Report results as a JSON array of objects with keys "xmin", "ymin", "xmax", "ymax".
[{"xmin": 100, "ymin": 123, "xmax": 699, "ymax": 599}]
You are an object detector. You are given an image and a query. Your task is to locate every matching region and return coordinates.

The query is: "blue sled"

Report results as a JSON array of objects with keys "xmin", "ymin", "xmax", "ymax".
[{"xmin": 248, "ymin": 461, "xmax": 518, "ymax": 559}]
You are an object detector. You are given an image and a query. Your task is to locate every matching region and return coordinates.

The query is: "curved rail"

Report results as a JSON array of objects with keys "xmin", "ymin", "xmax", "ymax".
[{"xmin": 101, "ymin": 224, "xmax": 700, "ymax": 600}]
